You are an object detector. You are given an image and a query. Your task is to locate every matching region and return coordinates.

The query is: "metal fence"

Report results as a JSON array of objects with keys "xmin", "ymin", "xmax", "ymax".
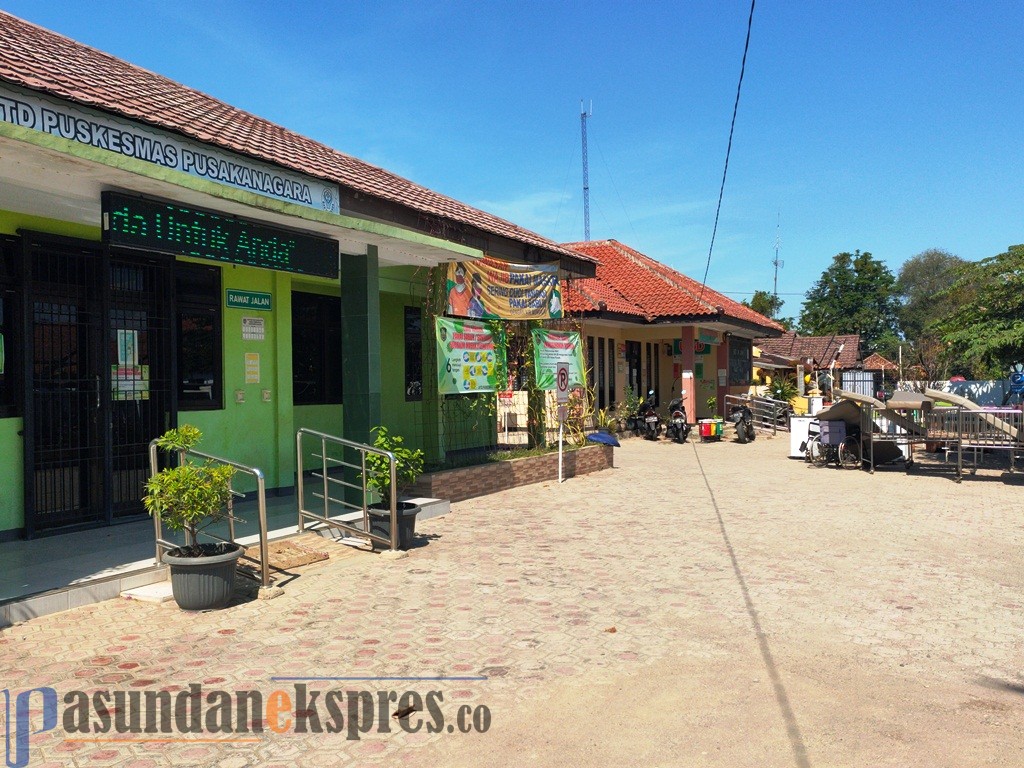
[{"xmin": 724, "ymin": 394, "xmax": 793, "ymax": 435}]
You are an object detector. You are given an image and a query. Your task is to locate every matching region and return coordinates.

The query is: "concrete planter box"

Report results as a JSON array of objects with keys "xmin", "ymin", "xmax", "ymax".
[{"xmin": 413, "ymin": 444, "xmax": 614, "ymax": 503}]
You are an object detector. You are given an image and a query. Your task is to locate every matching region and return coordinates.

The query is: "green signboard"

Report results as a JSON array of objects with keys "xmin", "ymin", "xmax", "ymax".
[
  {"xmin": 435, "ymin": 317, "xmax": 504, "ymax": 394},
  {"xmin": 226, "ymin": 290, "xmax": 272, "ymax": 311},
  {"xmin": 531, "ymin": 329, "xmax": 585, "ymax": 390}
]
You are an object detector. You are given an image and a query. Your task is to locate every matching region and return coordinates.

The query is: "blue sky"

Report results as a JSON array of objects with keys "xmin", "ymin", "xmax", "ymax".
[{"xmin": 5, "ymin": 1, "xmax": 1022, "ymax": 317}]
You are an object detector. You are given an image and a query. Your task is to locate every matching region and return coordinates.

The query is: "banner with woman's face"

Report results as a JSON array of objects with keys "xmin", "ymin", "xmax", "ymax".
[{"xmin": 446, "ymin": 257, "xmax": 562, "ymax": 320}]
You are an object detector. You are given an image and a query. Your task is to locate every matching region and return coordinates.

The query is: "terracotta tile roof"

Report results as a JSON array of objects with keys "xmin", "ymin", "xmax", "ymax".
[
  {"xmin": 561, "ymin": 239, "xmax": 784, "ymax": 333},
  {"xmin": 0, "ymin": 11, "xmax": 592, "ymax": 265},
  {"xmin": 862, "ymin": 352, "xmax": 897, "ymax": 371},
  {"xmin": 754, "ymin": 332, "xmax": 861, "ymax": 368}
]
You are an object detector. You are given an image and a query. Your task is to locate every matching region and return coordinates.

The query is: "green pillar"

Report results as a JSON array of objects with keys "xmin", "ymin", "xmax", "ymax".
[{"xmin": 340, "ymin": 247, "xmax": 382, "ymax": 504}]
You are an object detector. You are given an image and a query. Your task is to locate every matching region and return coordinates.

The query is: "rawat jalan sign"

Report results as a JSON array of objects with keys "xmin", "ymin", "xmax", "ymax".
[{"xmin": 435, "ymin": 317, "xmax": 505, "ymax": 394}]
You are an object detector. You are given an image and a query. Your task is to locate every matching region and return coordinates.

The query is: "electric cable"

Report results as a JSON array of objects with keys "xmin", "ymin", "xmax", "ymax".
[{"xmin": 698, "ymin": 0, "xmax": 756, "ymax": 305}]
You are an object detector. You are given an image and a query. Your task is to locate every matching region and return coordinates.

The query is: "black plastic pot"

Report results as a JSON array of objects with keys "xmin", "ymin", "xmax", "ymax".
[
  {"xmin": 367, "ymin": 502, "xmax": 421, "ymax": 550},
  {"xmin": 162, "ymin": 542, "xmax": 243, "ymax": 611}
]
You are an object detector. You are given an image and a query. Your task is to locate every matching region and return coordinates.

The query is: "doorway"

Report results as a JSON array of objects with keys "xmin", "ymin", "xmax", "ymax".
[{"xmin": 22, "ymin": 233, "xmax": 172, "ymax": 535}]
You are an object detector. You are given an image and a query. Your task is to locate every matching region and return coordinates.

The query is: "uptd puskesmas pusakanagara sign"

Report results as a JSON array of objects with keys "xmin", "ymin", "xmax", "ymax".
[
  {"xmin": 446, "ymin": 257, "xmax": 562, "ymax": 320},
  {"xmin": 0, "ymin": 81, "xmax": 340, "ymax": 214}
]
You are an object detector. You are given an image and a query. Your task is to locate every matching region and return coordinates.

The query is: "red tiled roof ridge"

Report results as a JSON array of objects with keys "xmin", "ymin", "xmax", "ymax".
[
  {"xmin": 862, "ymin": 352, "xmax": 897, "ymax": 370},
  {"xmin": 606, "ymin": 239, "xmax": 723, "ymax": 314},
  {"xmin": 566, "ymin": 271, "xmax": 650, "ymax": 319},
  {"xmin": 0, "ymin": 11, "xmax": 593, "ymax": 264},
  {"xmin": 562, "ymin": 239, "xmax": 784, "ymax": 332}
]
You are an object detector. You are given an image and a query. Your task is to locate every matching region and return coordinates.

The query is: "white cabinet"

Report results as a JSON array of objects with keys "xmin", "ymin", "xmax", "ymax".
[{"xmin": 789, "ymin": 416, "xmax": 816, "ymax": 458}]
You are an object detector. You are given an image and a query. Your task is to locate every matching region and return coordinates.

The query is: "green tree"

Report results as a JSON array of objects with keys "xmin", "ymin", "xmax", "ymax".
[
  {"xmin": 742, "ymin": 290, "xmax": 783, "ymax": 319},
  {"xmin": 897, "ymin": 248, "xmax": 966, "ymax": 340},
  {"xmin": 799, "ymin": 250, "xmax": 899, "ymax": 351},
  {"xmin": 936, "ymin": 244, "xmax": 1024, "ymax": 378},
  {"xmin": 896, "ymin": 248, "xmax": 966, "ymax": 381}
]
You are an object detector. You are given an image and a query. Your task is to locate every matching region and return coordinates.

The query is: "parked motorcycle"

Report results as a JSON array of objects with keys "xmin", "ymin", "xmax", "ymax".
[
  {"xmin": 664, "ymin": 393, "xmax": 692, "ymax": 443},
  {"xmin": 635, "ymin": 390, "xmax": 661, "ymax": 440},
  {"xmin": 729, "ymin": 402, "xmax": 756, "ymax": 444}
]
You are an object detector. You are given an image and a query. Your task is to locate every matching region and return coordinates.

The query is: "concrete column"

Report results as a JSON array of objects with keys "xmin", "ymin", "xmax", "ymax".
[
  {"xmin": 680, "ymin": 326, "xmax": 696, "ymax": 423},
  {"xmin": 340, "ymin": 246, "xmax": 382, "ymax": 445}
]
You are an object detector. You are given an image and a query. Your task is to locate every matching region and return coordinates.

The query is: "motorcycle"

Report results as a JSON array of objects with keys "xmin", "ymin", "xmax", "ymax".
[
  {"xmin": 632, "ymin": 389, "xmax": 661, "ymax": 440},
  {"xmin": 664, "ymin": 393, "xmax": 692, "ymax": 443},
  {"xmin": 729, "ymin": 402, "xmax": 756, "ymax": 444}
]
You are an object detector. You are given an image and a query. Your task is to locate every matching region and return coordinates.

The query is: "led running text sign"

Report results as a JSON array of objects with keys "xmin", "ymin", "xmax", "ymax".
[{"xmin": 101, "ymin": 192, "xmax": 338, "ymax": 279}]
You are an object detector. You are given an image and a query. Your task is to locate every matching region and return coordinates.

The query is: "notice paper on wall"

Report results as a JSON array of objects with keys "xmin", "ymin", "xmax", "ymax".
[
  {"xmin": 242, "ymin": 317, "xmax": 265, "ymax": 341},
  {"xmin": 117, "ymin": 329, "xmax": 138, "ymax": 366},
  {"xmin": 245, "ymin": 352, "xmax": 260, "ymax": 384}
]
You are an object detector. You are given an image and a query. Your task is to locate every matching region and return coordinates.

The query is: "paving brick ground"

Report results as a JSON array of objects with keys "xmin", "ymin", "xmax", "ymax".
[{"xmin": 3, "ymin": 434, "xmax": 1024, "ymax": 766}]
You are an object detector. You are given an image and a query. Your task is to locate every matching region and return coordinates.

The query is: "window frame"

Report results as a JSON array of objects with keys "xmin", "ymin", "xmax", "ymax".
[
  {"xmin": 291, "ymin": 290, "xmax": 343, "ymax": 406},
  {"xmin": 176, "ymin": 263, "xmax": 224, "ymax": 411},
  {"xmin": 404, "ymin": 305, "xmax": 423, "ymax": 402},
  {"xmin": 0, "ymin": 236, "xmax": 21, "ymax": 419}
]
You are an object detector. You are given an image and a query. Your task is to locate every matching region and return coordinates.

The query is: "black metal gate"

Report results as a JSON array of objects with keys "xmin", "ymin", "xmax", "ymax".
[{"xmin": 21, "ymin": 233, "xmax": 172, "ymax": 535}]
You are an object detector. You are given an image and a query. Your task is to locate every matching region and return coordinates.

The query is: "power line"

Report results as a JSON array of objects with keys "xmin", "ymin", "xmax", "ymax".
[{"xmin": 698, "ymin": 0, "xmax": 756, "ymax": 305}]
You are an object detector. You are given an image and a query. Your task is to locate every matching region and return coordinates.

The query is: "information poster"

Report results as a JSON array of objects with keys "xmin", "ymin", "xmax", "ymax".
[
  {"xmin": 245, "ymin": 352, "xmax": 260, "ymax": 384},
  {"xmin": 111, "ymin": 364, "xmax": 149, "ymax": 400},
  {"xmin": 435, "ymin": 317, "xmax": 504, "ymax": 394},
  {"xmin": 531, "ymin": 329, "xmax": 585, "ymax": 390},
  {"xmin": 116, "ymin": 329, "xmax": 138, "ymax": 365},
  {"xmin": 446, "ymin": 257, "xmax": 562, "ymax": 320}
]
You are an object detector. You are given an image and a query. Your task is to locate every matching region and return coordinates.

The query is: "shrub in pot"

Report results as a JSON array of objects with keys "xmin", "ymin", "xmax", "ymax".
[
  {"xmin": 594, "ymin": 407, "xmax": 617, "ymax": 433},
  {"xmin": 143, "ymin": 425, "xmax": 241, "ymax": 610},
  {"xmin": 363, "ymin": 426, "xmax": 425, "ymax": 550}
]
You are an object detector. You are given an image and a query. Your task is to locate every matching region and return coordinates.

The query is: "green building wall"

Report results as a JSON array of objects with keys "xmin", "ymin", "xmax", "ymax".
[{"xmin": 0, "ymin": 210, "xmax": 450, "ymax": 536}]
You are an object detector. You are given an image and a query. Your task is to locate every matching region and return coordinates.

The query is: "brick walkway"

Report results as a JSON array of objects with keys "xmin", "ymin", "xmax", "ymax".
[{"xmin": 3, "ymin": 435, "xmax": 1023, "ymax": 766}]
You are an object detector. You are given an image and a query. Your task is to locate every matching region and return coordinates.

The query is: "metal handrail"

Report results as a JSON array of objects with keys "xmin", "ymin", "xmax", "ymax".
[
  {"xmin": 148, "ymin": 440, "xmax": 270, "ymax": 587},
  {"xmin": 723, "ymin": 394, "xmax": 791, "ymax": 435},
  {"xmin": 296, "ymin": 428, "xmax": 398, "ymax": 551}
]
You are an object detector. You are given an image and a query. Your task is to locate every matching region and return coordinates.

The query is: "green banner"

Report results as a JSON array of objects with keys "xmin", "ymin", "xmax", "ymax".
[
  {"xmin": 446, "ymin": 257, "xmax": 562, "ymax": 320},
  {"xmin": 436, "ymin": 317, "xmax": 505, "ymax": 394},
  {"xmin": 531, "ymin": 329, "xmax": 586, "ymax": 390}
]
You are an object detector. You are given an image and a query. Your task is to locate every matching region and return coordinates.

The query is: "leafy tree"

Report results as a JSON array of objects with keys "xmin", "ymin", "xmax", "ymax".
[
  {"xmin": 742, "ymin": 290, "xmax": 783, "ymax": 319},
  {"xmin": 799, "ymin": 250, "xmax": 899, "ymax": 351},
  {"xmin": 936, "ymin": 244, "xmax": 1024, "ymax": 378},
  {"xmin": 897, "ymin": 249, "xmax": 966, "ymax": 340},
  {"xmin": 896, "ymin": 248, "xmax": 966, "ymax": 381}
]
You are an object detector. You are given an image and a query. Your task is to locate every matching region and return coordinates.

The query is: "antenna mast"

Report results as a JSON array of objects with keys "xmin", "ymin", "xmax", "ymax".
[
  {"xmin": 772, "ymin": 212, "xmax": 783, "ymax": 308},
  {"xmin": 580, "ymin": 100, "xmax": 591, "ymax": 241}
]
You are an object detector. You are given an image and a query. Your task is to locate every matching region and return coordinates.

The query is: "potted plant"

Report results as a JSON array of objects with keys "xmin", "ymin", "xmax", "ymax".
[
  {"xmin": 364, "ymin": 426, "xmax": 425, "ymax": 550},
  {"xmin": 594, "ymin": 407, "xmax": 617, "ymax": 433},
  {"xmin": 143, "ymin": 425, "xmax": 241, "ymax": 610},
  {"xmin": 620, "ymin": 388, "xmax": 642, "ymax": 434}
]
